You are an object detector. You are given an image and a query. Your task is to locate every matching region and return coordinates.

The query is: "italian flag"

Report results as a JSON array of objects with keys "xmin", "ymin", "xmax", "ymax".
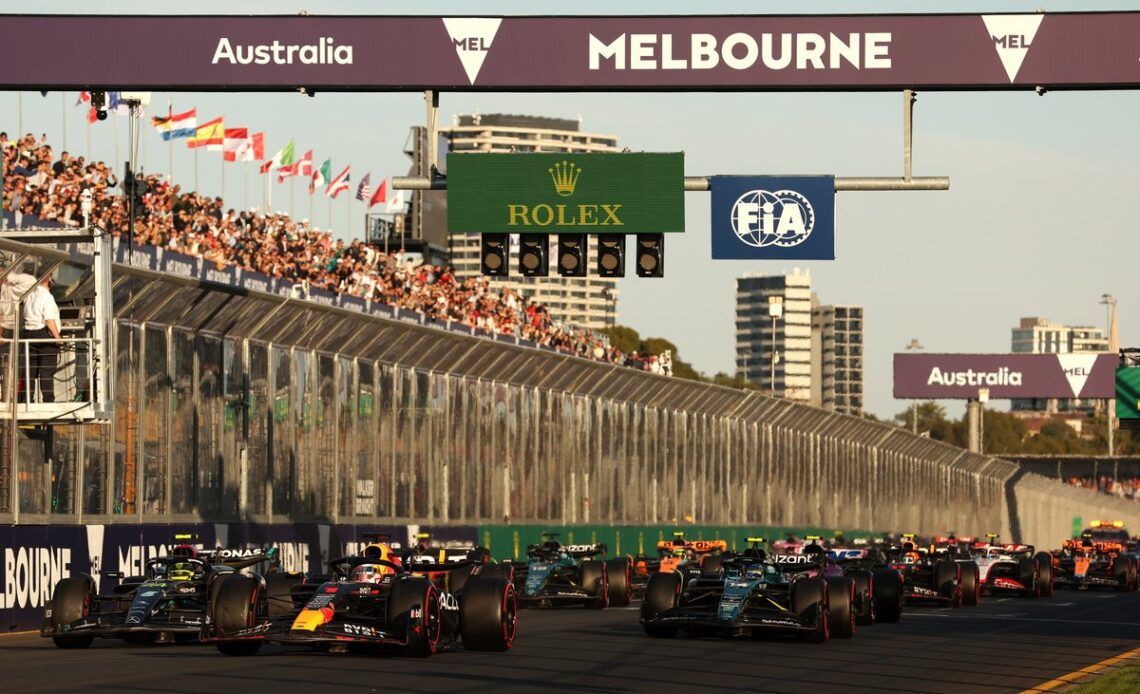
[
  {"xmin": 260, "ymin": 139, "xmax": 294, "ymax": 175},
  {"xmin": 310, "ymin": 158, "xmax": 332, "ymax": 195}
]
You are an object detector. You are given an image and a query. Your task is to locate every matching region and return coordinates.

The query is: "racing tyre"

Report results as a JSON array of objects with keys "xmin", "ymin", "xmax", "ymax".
[
  {"xmin": 847, "ymin": 570, "xmax": 875, "ymax": 626},
  {"xmin": 824, "ymin": 576, "xmax": 856, "ymax": 639},
  {"xmin": 792, "ymin": 576, "xmax": 829, "ymax": 644},
  {"xmin": 476, "ymin": 563, "xmax": 516, "ymax": 583},
  {"xmin": 1033, "ymin": 553, "xmax": 1054, "ymax": 598},
  {"xmin": 211, "ymin": 575, "xmax": 262, "ymax": 656},
  {"xmin": 264, "ymin": 572, "xmax": 300, "ymax": 617},
  {"xmin": 641, "ymin": 571, "xmax": 682, "ymax": 638},
  {"xmin": 460, "ymin": 577, "xmax": 517, "ymax": 652},
  {"xmin": 388, "ymin": 577, "xmax": 441, "ymax": 657},
  {"xmin": 700, "ymin": 555, "xmax": 724, "ymax": 574},
  {"xmin": 960, "ymin": 563, "xmax": 980, "ymax": 606},
  {"xmin": 1017, "ymin": 558, "xmax": 1040, "ymax": 598},
  {"xmin": 447, "ymin": 564, "xmax": 477, "ymax": 595},
  {"xmin": 50, "ymin": 576, "xmax": 95, "ymax": 649},
  {"xmin": 606, "ymin": 558, "xmax": 632, "ymax": 607},
  {"xmin": 870, "ymin": 568, "xmax": 903, "ymax": 623},
  {"xmin": 934, "ymin": 561, "xmax": 961, "ymax": 607},
  {"xmin": 580, "ymin": 560, "xmax": 609, "ymax": 609},
  {"xmin": 1112, "ymin": 557, "xmax": 1132, "ymax": 592}
]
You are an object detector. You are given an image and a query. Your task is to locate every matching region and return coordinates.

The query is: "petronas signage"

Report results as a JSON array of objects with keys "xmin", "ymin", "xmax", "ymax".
[{"xmin": 447, "ymin": 152, "xmax": 685, "ymax": 234}]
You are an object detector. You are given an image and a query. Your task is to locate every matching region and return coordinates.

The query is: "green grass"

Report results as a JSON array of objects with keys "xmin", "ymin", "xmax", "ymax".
[{"xmin": 1069, "ymin": 660, "xmax": 1140, "ymax": 694}]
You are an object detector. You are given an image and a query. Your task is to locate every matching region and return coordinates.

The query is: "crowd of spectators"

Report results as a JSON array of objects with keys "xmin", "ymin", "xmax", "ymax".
[
  {"xmin": 1, "ymin": 132, "xmax": 671, "ymax": 374},
  {"xmin": 1066, "ymin": 475, "xmax": 1140, "ymax": 502}
]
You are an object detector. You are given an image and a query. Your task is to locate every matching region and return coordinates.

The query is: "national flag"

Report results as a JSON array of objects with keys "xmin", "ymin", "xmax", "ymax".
[
  {"xmin": 151, "ymin": 108, "xmax": 197, "ymax": 141},
  {"xmin": 326, "ymin": 165, "xmax": 351, "ymax": 198},
  {"xmin": 234, "ymin": 132, "xmax": 265, "ymax": 163},
  {"xmin": 310, "ymin": 158, "xmax": 332, "ymax": 195},
  {"xmin": 107, "ymin": 92, "xmax": 132, "ymax": 117},
  {"xmin": 367, "ymin": 178, "xmax": 388, "ymax": 210},
  {"xmin": 75, "ymin": 92, "xmax": 90, "ymax": 107},
  {"xmin": 222, "ymin": 128, "xmax": 249, "ymax": 162},
  {"xmin": 260, "ymin": 139, "xmax": 294, "ymax": 174},
  {"xmin": 355, "ymin": 173, "xmax": 372, "ymax": 201},
  {"xmin": 278, "ymin": 148, "xmax": 312, "ymax": 183},
  {"xmin": 385, "ymin": 189, "xmax": 406, "ymax": 213},
  {"xmin": 187, "ymin": 116, "xmax": 224, "ymax": 149}
]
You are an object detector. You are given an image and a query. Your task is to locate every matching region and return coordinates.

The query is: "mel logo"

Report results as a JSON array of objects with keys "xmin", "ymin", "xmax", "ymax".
[
  {"xmin": 442, "ymin": 18, "xmax": 502, "ymax": 85},
  {"xmin": 981, "ymin": 14, "xmax": 1045, "ymax": 82}
]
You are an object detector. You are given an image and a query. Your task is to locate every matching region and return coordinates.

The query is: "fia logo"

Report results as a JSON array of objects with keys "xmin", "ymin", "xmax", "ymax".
[
  {"xmin": 730, "ymin": 189, "xmax": 815, "ymax": 249},
  {"xmin": 442, "ymin": 18, "xmax": 503, "ymax": 85}
]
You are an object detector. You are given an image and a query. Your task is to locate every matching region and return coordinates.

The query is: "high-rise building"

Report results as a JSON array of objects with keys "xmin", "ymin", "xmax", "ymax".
[
  {"xmin": 735, "ymin": 270, "xmax": 813, "ymax": 403},
  {"xmin": 1011, "ymin": 317, "xmax": 1109, "ymax": 412},
  {"xmin": 811, "ymin": 302, "xmax": 864, "ymax": 415},
  {"xmin": 426, "ymin": 113, "xmax": 621, "ymax": 331}
]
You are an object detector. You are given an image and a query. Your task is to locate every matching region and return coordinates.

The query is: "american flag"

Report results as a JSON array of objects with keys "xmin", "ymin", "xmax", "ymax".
[{"xmin": 355, "ymin": 173, "xmax": 372, "ymax": 202}]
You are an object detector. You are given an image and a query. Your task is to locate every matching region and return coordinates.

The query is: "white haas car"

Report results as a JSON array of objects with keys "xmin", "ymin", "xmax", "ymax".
[{"xmin": 971, "ymin": 538, "xmax": 1054, "ymax": 598}]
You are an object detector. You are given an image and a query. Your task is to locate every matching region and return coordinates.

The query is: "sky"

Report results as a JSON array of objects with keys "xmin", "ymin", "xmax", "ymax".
[{"xmin": 1, "ymin": 1, "xmax": 1137, "ymax": 419}]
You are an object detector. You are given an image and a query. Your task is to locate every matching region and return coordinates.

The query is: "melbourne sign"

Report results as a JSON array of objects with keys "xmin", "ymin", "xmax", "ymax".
[
  {"xmin": 894, "ymin": 353, "xmax": 1117, "ymax": 400},
  {"xmin": 447, "ymin": 153, "xmax": 684, "ymax": 234},
  {"xmin": 2, "ymin": 14, "xmax": 1140, "ymax": 90},
  {"xmin": 711, "ymin": 176, "xmax": 834, "ymax": 259}
]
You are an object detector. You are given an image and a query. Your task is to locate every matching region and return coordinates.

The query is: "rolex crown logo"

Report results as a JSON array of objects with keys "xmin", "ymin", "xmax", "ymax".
[{"xmin": 549, "ymin": 160, "xmax": 581, "ymax": 197}]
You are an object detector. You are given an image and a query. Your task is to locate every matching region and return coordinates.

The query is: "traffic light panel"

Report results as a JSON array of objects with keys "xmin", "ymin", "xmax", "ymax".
[
  {"xmin": 597, "ymin": 234, "xmax": 625, "ymax": 277},
  {"xmin": 556, "ymin": 234, "xmax": 587, "ymax": 277},
  {"xmin": 519, "ymin": 234, "xmax": 549, "ymax": 277},
  {"xmin": 480, "ymin": 234, "xmax": 508, "ymax": 276},
  {"xmin": 635, "ymin": 234, "xmax": 664, "ymax": 277}
]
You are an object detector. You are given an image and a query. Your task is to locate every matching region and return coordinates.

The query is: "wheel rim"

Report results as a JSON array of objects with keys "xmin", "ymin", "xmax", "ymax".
[
  {"xmin": 426, "ymin": 589, "xmax": 441, "ymax": 649},
  {"xmin": 502, "ymin": 585, "xmax": 518, "ymax": 645}
]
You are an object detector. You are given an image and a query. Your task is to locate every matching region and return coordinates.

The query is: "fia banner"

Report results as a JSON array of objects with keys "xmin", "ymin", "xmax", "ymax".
[{"xmin": 711, "ymin": 176, "xmax": 835, "ymax": 260}]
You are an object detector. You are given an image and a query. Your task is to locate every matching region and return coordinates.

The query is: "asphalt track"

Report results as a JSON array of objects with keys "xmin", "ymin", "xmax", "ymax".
[{"xmin": 3, "ymin": 590, "xmax": 1140, "ymax": 693}]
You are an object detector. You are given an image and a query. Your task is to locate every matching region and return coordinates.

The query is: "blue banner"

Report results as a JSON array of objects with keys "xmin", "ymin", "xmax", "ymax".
[{"xmin": 711, "ymin": 176, "xmax": 835, "ymax": 260}]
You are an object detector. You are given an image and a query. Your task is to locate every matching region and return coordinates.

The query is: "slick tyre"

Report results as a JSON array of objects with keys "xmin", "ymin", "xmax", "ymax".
[
  {"xmin": 846, "ymin": 570, "xmax": 875, "ymax": 626},
  {"xmin": 960, "ymin": 563, "xmax": 980, "ymax": 606},
  {"xmin": 388, "ymin": 577, "xmax": 441, "ymax": 658},
  {"xmin": 50, "ymin": 576, "xmax": 95, "ymax": 649},
  {"xmin": 580, "ymin": 560, "xmax": 609, "ymax": 609},
  {"xmin": 935, "ymin": 561, "xmax": 961, "ymax": 607},
  {"xmin": 1113, "ymin": 557, "xmax": 1132, "ymax": 592},
  {"xmin": 825, "ymin": 576, "xmax": 856, "ymax": 639},
  {"xmin": 700, "ymin": 555, "xmax": 724, "ymax": 574},
  {"xmin": 870, "ymin": 568, "xmax": 903, "ymax": 623},
  {"xmin": 211, "ymin": 575, "xmax": 262, "ymax": 656},
  {"xmin": 605, "ymin": 558, "xmax": 632, "ymax": 608},
  {"xmin": 792, "ymin": 576, "xmax": 829, "ymax": 644},
  {"xmin": 460, "ymin": 577, "xmax": 517, "ymax": 652},
  {"xmin": 476, "ymin": 563, "xmax": 515, "ymax": 583},
  {"xmin": 1018, "ymin": 558, "xmax": 1040, "ymax": 598},
  {"xmin": 1033, "ymin": 553, "xmax": 1054, "ymax": 598},
  {"xmin": 641, "ymin": 571, "xmax": 682, "ymax": 638},
  {"xmin": 264, "ymin": 572, "xmax": 299, "ymax": 617}
]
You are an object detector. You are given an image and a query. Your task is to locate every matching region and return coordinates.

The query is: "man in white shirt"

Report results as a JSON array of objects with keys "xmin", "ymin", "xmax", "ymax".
[
  {"xmin": 23, "ymin": 275, "xmax": 62, "ymax": 402},
  {"xmin": 1, "ymin": 263, "xmax": 37, "ymax": 339}
]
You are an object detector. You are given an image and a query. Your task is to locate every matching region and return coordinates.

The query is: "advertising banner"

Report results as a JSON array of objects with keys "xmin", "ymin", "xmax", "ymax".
[
  {"xmin": 2, "ymin": 14, "xmax": 1140, "ymax": 91},
  {"xmin": 447, "ymin": 153, "xmax": 685, "ymax": 234},
  {"xmin": 893, "ymin": 353, "xmax": 1117, "ymax": 399},
  {"xmin": 711, "ymin": 176, "xmax": 835, "ymax": 259}
]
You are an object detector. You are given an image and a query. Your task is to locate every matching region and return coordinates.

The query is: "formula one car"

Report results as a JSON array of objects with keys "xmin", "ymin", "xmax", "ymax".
[
  {"xmin": 822, "ymin": 542, "xmax": 906, "ymax": 623},
  {"xmin": 202, "ymin": 547, "xmax": 516, "ymax": 656},
  {"xmin": 1052, "ymin": 523, "xmax": 1138, "ymax": 591},
  {"xmin": 508, "ymin": 533, "xmax": 631, "ymax": 608},
  {"xmin": 640, "ymin": 550, "xmax": 850, "ymax": 643},
  {"xmin": 393, "ymin": 532, "xmax": 494, "ymax": 594},
  {"xmin": 969, "ymin": 535, "xmax": 1053, "ymax": 598},
  {"xmin": 41, "ymin": 535, "xmax": 284, "ymax": 649},
  {"xmin": 883, "ymin": 535, "xmax": 974, "ymax": 607},
  {"xmin": 630, "ymin": 532, "xmax": 728, "ymax": 596}
]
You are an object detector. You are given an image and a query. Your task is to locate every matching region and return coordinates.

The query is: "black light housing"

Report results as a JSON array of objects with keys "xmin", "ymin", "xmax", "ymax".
[
  {"xmin": 91, "ymin": 90, "xmax": 107, "ymax": 121},
  {"xmin": 635, "ymin": 233, "xmax": 664, "ymax": 278},
  {"xmin": 480, "ymin": 233, "xmax": 508, "ymax": 276},
  {"xmin": 597, "ymin": 234, "xmax": 625, "ymax": 277},
  {"xmin": 556, "ymin": 234, "xmax": 587, "ymax": 277},
  {"xmin": 519, "ymin": 234, "xmax": 549, "ymax": 277}
]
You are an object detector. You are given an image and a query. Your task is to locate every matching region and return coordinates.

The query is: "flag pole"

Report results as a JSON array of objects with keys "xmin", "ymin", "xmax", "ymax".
[
  {"xmin": 309, "ymin": 180, "xmax": 314, "ymax": 226},
  {"xmin": 327, "ymin": 194, "xmax": 332, "ymax": 234},
  {"xmin": 17, "ymin": 92, "xmax": 22, "ymax": 139},
  {"xmin": 113, "ymin": 111, "xmax": 120, "ymax": 176},
  {"xmin": 266, "ymin": 171, "xmax": 271, "ymax": 211},
  {"xmin": 167, "ymin": 98, "xmax": 173, "ymax": 185},
  {"xmin": 194, "ymin": 147, "xmax": 199, "ymax": 193},
  {"xmin": 291, "ymin": 177, "xmax": 296, "ymax": 218},
  {"xmin": 244, "ymin": 164, "xmax": 249, "ymax": 212},
  {"xmin": 60, "ymin": 92, "xmax": 67, "ymax": 151},
  {"xmin": 220, "ymin": 152, "xmax": 225, "ymax": 203},
  {"xmin": 85, "ymin": 117, "xmax": 91, "ymax": 161}
]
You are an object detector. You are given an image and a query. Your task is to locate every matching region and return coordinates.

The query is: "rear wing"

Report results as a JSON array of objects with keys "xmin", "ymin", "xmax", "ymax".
[
  {"xmin": 654, "ymin": 539, "xmax": 727, "ymax": 554},
  {"xmin": 404, "ymin": 546, "xmax": 490, "ymax": 566},
  {"xmin": 769, "ymin": 553, "xmax": 821, "ymax": 570},
  {"xmin": 828, "ymin": 548, "xmax": 870, "ymax": 562},
  {"xmin": 201, "ymin": 547, "xmax": 280, "ymax": 571}
]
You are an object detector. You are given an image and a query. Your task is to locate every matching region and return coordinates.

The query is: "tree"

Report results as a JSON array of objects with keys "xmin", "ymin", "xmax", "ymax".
[
  {"xmin": 601, "ymin": 325, "xmax": 640, "ymax": 355},
  {"xmin": 894, "ymin": 401, "xmax": 960, "ymax": 443},
  {"xmin": 712, "ymin": 372, "xmax": 758, "ymax": 391},
  {"xmin": 977, "ymin": 410, "xmax": 1028, "ymax": 455}
]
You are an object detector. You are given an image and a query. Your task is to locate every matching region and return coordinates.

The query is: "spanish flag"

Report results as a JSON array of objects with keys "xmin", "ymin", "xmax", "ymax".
[{"xmin": 187, "ymin": 116, "xmax": 224, "ymax": 150}]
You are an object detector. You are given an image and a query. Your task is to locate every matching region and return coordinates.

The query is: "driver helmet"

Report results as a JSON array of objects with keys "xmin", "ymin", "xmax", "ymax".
[
  {"xmin": 745, "ymin": 563, "xmax": 767, "ymax": 578},
  {"xmin": 351, "ymin": 563, "xmax": 398, "ymax": 583},
  {"xmin": 684, "ymin": 548, "xmax": 698, "ymax": 562},
  {"xmin": 672, "ymin": 547, "xmax": 686, "ymax": 558},
  {"xmin": 168, "ymin": 561, "xmax": 194, "ymax": 581}
]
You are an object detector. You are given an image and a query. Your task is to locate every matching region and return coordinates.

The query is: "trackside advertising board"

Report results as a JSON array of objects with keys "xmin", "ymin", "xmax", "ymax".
[
  {"xmin": 893, "ymin": 353, "xmax": 1117, "ymax": 399},
  {"xmin": 3, "ymin": 14, "xmax": 1140, "ymax": 90},
  {"xmin": 711, "ymin": 176, "xmax": 835, "ymax": 259},
  {"xmin": 446, "ymin": 153, "xmax": 685, "ymax": 234}
]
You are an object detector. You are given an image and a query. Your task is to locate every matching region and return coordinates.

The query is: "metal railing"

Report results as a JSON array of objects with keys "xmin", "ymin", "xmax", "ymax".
[{"xmin": 2, "ymin": 335, "xmax": 99, "ymax": 408}]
